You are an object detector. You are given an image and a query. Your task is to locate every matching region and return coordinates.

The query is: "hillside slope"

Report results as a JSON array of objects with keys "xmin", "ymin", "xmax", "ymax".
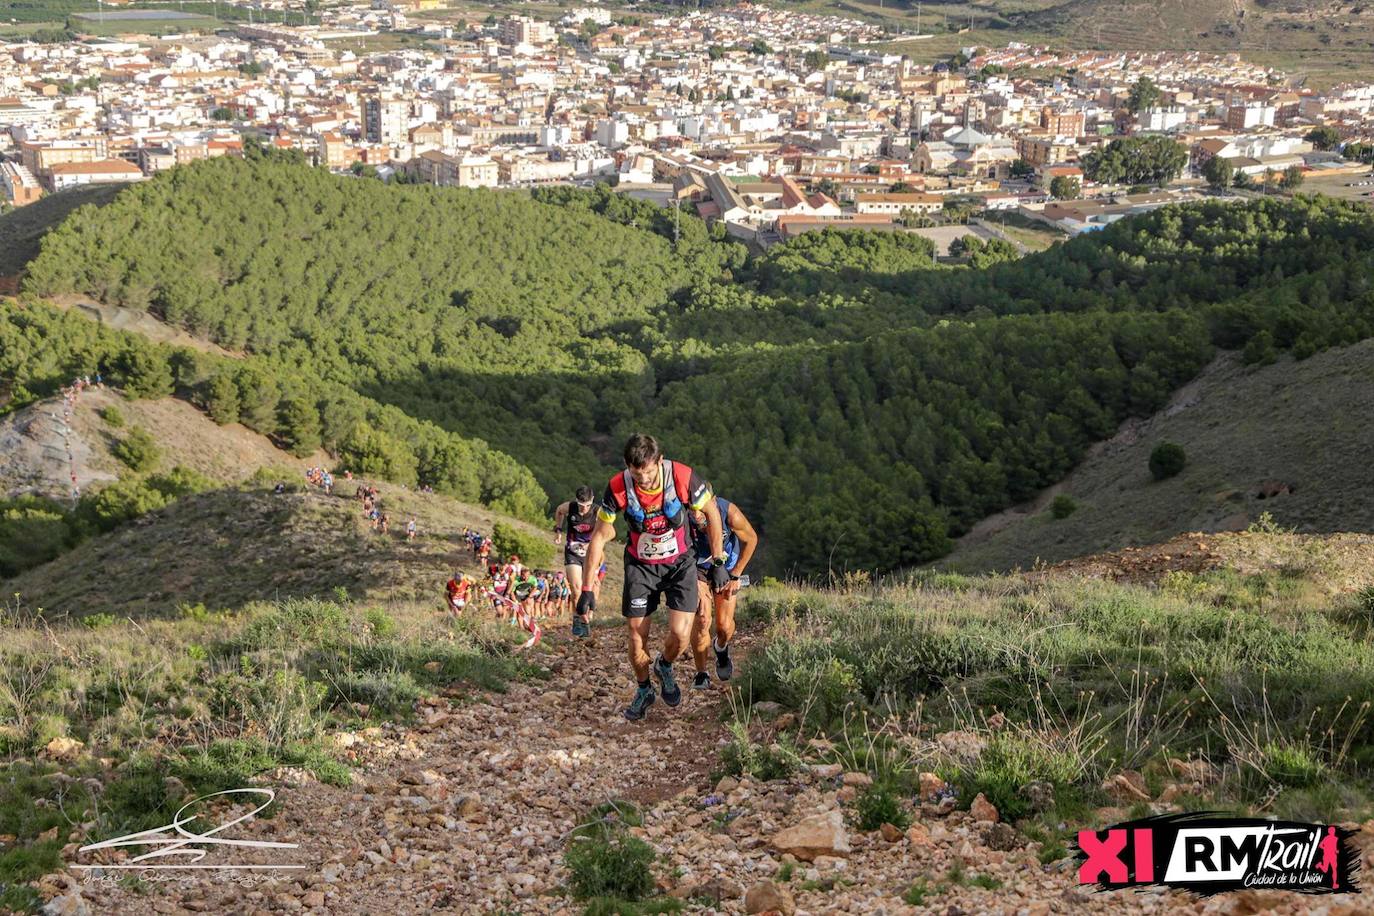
[
  {"xmin": 0, "ymin": 386, "xmax": 318, "ymax": 501},
  {"xmin": 944, "ymin": 338, "xmax": 1374, "ymax": 573},
  {"xmin": 8, "ymin": 481, "xmax": 624, "ymax": 619}
]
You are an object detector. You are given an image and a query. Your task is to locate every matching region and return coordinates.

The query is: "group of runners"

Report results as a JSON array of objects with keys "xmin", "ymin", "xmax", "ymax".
[
  {"xmin": 445, "ymin": 530, "xmax": 607, "ymax": 628},
  {"xmin": 569, "ymin": 433, "xmax": 758, "ymax": 721},
  {"xmin": 441, "ymin": 433, "xmax": 757, "ymax": 719}
]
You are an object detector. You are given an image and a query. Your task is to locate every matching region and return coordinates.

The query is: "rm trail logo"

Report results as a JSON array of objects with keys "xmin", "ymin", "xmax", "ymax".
[{"xmin": 1076, "ymin": 813, "xmax": 1360, "ymax": 896}]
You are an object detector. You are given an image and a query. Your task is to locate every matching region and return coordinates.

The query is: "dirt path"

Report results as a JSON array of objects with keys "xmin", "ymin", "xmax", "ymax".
[
  {"xmin": 73, "ymin": 628, "xmax": 747, "ymax": 915},
  {"xmin": 64, "ymin": 629, "xmax": 1332, "ymax": 916}
]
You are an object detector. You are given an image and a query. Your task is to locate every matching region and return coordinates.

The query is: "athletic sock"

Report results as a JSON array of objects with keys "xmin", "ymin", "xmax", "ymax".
[
  {"xmin": 714, "ymin": 638, "xmax": 729, "ymax": 653},
  {"xmin": 638, "ymin": 679, "xmax": 651, "ymax": 689}
]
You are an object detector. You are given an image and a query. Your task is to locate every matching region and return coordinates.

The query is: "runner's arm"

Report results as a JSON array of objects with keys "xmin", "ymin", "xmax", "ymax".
[
  {"xmin": 702, "ymin": 496, "xmax": 725, "ymax": 565},
  {"xmin": 551, "ymin": 501, "xmax": 569, "ymax": 544},
  {"xmin": 579, "ymin": 517, "xmax": 617, "ymax": 603},
  {"xmin": 727, "ymin": 503, "xmax": 758, "ymax": 578}
]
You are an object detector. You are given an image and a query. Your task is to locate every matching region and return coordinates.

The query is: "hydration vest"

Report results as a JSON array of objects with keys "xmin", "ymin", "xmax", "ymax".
[
  {"xmin": 620, "ymin": 460, "xmax": 687, "ymax": 533},
  {"xmin": 613, "ymin": 459, "xmax": 692, "ymax": 565}
]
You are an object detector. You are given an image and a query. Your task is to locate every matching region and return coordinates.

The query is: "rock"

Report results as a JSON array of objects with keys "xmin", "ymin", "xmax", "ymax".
[
  {"xmin": 810, "ymin": 763, "xmax": 843, "ymax": 780},
  {"xmin": 970, "ymin": 793, "xmax": 999, "ymax": 823},
  {"xmin": 301, "ymin": 891, "xmax": 325, "ymax": 908},
  {"xmin": 745, "ymin": 880, "xmax": 796, "ymax": 915},
  {"xmin": 43, "ymin": 737, "xmax": 84, "ymax": 761},
  {"xmin": 918, "ymin": 772, "xmax": 948, "ymax": 802},
  {"xmin": 716, "ymin": 776, "xmax": 740, "ymax": 794},
  {"xmin": 985, "ymin": 822, "xmax": 1022, "ymax": 851},
  {"xmin": 41, "ymin": 894, "xmax": 89, "ymax": 916},
  {"xmin": 687, "ymin": 876, "xmax": 743, "ymax": 902},
  {"xmin": 753, "ymin": 701, "xmax": 784, "ymax": 719},
  {"xmin": 1023, "ymin": 780, "xmax": 1055, "ymax": 813},
  {"xmin": 457, "ymin": 796, "xmax": 482, "ymax": 818},
  {"xmin": 906, "ymin": 823, "xmax": 933, "ymax": 847},
  {"xmin": 936, "ymin": 730, "xmax": 986, "ymax": 763},
  {"xmin": 423, "ymin": 661, "xmax": 441, "ymax": 673},
  {"xmin": 841, "ymin": 772, "xmax": 872, "ymax": 788},
  {"xmin": 836, "ymin": 786, "xmax": 857, "ymax": 803},
  {"xmin": 774, "ymin": 713, "xmax": 797, "ymax": 732},
  {"xmin": 1101, "ymin": 770, "xmax": 1150, "ymax": 803},
  {"xmin": 770, "ymin": 810, "xmax": 851, "ymax": 862},
  {"xmin": 879, "ymin": 822, "xmax": 904, "ymax": 843}
]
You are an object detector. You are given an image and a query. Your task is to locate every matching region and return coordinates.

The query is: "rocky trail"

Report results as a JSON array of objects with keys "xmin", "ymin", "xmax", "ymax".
[{"xmin": 60, "ymin": 628, "xmax": 1373, "ymax": 916}]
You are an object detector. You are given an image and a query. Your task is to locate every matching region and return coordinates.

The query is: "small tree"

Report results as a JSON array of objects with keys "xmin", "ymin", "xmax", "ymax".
[
  {"xmin": 205, "ymin": 372, "xmax": 241, "ymax": 425},
  {"xmin": 113, "ymin": 427, "xmax": 161, "ymax": 473},
  {"xmin": 1050, "ymin": 494, "xmax": 1078, "ymax": 519},
  {"xmin": 1127, "ymin": 76, "xmax": 1161, "ymax": 113},
  {"xmin": 1304, "ymin": 126, "xmax": 1341, "ymax": 151},
  {"xmin": 1009, "ymin": 158, "xmax": 1035, "ymax": 179},
  {"xmin": 803, "ymin": 50, "xmax": 829, "ymax": 71},
  {"xmin": 1049, "ymin": 175, "xmax": 1081, "ymax": 199},
  {"xmin": 1202, "ymin": 156, "xmax": 1234, "ymax": 190},
  {"xmin": 116, "ymin": 348, "xmax": 174, "ymax": 400},
  {"xmin": 1280, "ymin": 164, "xmax": 1304, "ymax": 190},
  {"xmin": 277, "ymin": 397, "xmax": 322, "ymax": 458},
  {"xmin": 489, "ymin": 522, "xmax": 554, "ymax": 567},
  {"xmin": 1149, "ymin": 442, "xmax": 1187, "ymax": 481}
]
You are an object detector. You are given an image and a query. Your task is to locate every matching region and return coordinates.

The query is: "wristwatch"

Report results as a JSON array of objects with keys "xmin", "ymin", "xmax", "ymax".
[{"xmin": 711, "ymin": 554, "xmax": 728, "ymax": 567}]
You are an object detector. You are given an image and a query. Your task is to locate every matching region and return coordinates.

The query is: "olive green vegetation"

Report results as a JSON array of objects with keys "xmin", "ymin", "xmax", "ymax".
[
  {"xmin": 0, "ymin": 596, "xmax": 535, "ymax": 911},
  {"xmin": 733, "ymin": 540, "xmax": 1374, "ymax": 839},
  {"xmin": 15, "ymin": 152, "xmax": 1374, "ymax": 576}
]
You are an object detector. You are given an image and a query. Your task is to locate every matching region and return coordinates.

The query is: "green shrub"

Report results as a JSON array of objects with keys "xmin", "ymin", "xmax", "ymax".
[
  {"xmin": 901, "ymin": 878, "xmax": 932, "ymax": 905},
  {"xmin": 363, "ymin": 608, "xmax": 397, "ymax": 639},
  {"xmin": 853, "ymin": 781, "xmax": 912, "ymax": 832},
  {"xmin": 1050, "ymin": 494, "xmax": 1077, "ymax": 519},
  {"xmin": 1259, "ymin": 742, "xmax": 1326, "ymax": 788},
  {"xmin": 1148, "ymin": 441, "xmax": 1187, "ymax": 481},
  {"xmin": 0, "ymin": 495, "xmax": 74, "ymax": 576},
  {"xmin": 961, "ymin": 731, "xmax": 1084, "ymax": 822},
  {"xmin": 113, "ymin": 426, "xmax": 161, "ymax": 472},
  {"xmin": 565, "ymin": 813, "xmax": 656, "ymax": 902},
  {"xmin": 99, "ymin": 405, "xmax": 125, "ymax": 427},
  {"xmin": 240, "ymin": 599, "xmax": 350, "ymax": 649},
  {"xmin": 719, "ymin": 721, "xmax": 802, "ymax": 782},
  {"xmin": 489, "ymin": 522, "xmax": 553, "ymax": 568},
  {"xmin": 81, "ymin": 612, "xmax": 117, "ymax": 630},
  {"xmin": 325, "ymin": 670, "xmax": 422, "ymax": 716},
  {"xmin": 208, "ymin": 664, "xmax": 327, "ymax": 748}
]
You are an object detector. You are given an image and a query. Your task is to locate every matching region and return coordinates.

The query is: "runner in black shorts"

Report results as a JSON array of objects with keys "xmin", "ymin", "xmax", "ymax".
[
  {"xmin": 576, "ymin": 433, "xmax": 728, "ymax": 721},
  {"xmin": 553, "ymin": 486, "xmax": 598, "ymax": 635}
]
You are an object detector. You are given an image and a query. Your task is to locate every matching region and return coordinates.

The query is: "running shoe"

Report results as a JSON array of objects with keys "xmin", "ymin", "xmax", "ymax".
[
  {"xmin": 624, "ymin": 684, "xmax": 656, "ymax": 721},
  {"xmin": 571, "ymin": 615, "xmax": 590, "ymax": 638},
  {"xmin": 715, "ymin": 645, "xmax": 733, "ymax": 681},
  {"xmin": 692, "ymin": 671, "xmax": 712, "ymax": 690},
  {"xmin": 653, "ymin": 654, "xmax": 681, "ymax": 707}
]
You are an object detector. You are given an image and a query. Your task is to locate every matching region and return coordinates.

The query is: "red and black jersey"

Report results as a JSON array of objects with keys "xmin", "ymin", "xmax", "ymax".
[{"xmin": 598, "ymin": 459, "xmax": 712, "ymax": 565}]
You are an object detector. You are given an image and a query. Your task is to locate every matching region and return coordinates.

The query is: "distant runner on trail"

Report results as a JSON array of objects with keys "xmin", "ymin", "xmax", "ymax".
[
  {"xmin": 553, "ymin": 486, "xmax": 598, "ymax": 635},
  {"xmin": 577, "ymin": 433, "xmax": 727, "ymax": 721},
  {"xmin": 687, "ymin": 496, "xmax": 758, "ymax": 689}
]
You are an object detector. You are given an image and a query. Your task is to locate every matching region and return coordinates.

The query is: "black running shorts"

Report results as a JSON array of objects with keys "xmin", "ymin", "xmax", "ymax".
[{"xmin": 622, "ymin": 553, "xmax": 696, "ymax": 618}]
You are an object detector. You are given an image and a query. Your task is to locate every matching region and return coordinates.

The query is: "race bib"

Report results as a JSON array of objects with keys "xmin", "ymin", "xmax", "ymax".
[{"xmin": 638, "ymin": 529, "xmax": 682, "ymax": 560}]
